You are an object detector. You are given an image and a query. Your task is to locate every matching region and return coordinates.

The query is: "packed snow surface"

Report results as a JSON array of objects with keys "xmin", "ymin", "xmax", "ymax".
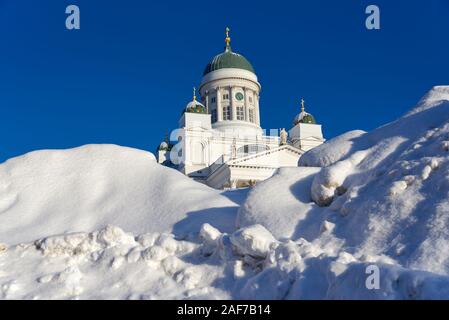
[
  {"xmin": 3, "ymin": 224, "xmax": 449, "ymax": 299},
  {"xmin": 0, "ymin": 144, "xmax": 239, "ymax": 245},
  {"xmin": 2, "ymin": 86, "xmax": 449, "ymax": 299}
]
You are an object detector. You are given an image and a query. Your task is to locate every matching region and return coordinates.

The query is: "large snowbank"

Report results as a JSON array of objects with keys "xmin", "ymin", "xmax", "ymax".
[
  {"xmin": 3, "ymin": 224, "xmax": 449, "ymax": 299},
  {"xmin": 2, "ymin": 86, "xmax": 449, "ymax": 299},
  {"xmin": 298, "ymin": 130, "xmax": 367, "ymax": 167},
  {"xmin": 239, "ymin": 86, "xmax": 449, "ymax": 277},
  {"xmin": 301, "ymin": 86, "xmax": 449, "ymax": 168},
  {"xmin": 0, "ymin": 144, "xmax": 239, "ymax": 245},
  {"xmin": 237, "ymin": 167, "xmax": 321, "ymax": 240}
]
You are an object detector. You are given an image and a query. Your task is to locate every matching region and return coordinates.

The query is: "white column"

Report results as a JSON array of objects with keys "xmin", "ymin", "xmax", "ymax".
[
  {"xmin": 184, "ymin": 134, "xmax": 190, "ymax": 166},
  {"xmin": 217, "ymin": 87, "xmax": 223, "ymax": 121},
  {"xmin": 244, "ymin": 87, "xmax": 249, "ymax": 122},
  {"xmin": 205, "ymin": 90, "xmax": 209, "ymax": 114},
  {"xmin": 255, "ymin": 93, "xmax": 261, "ymax": 125},
  {"xmin": 230, "ymin": 86, "xmax": 236, "ymax": 120}
]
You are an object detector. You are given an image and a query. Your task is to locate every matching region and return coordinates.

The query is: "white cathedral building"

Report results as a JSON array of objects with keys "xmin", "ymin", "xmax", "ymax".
[{"xmin": 157, "ymin": 28, "xmax": 325, "ymax": 189}]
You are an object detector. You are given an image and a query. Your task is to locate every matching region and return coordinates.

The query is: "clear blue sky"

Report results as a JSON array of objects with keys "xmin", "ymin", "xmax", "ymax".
[{"xmin": 1, "ymin": 0, "xmax": 448, "ymax": 162}]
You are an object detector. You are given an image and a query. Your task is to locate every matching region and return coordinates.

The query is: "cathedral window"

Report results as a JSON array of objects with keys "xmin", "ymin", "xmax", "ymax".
[
  {"xmin": 249, "ymin": 108, "xmax": 255, "ymax": 123},
  {"xmin": 223, "ymin": 93, "xmax": 229, "ymax": 100},
  {"xmin": 223, "ymin": 106, "xmax": 231, "ymax": 120},
  {"xmin": 236, "ymin": 106, "xmax": 244, "ymax": 120},
  {"xmin": 211, "ymin": 97, "xmax": 216, "ymax": 103},
  {"xmin": 211, "ymin": 109, "xmax": 217, "ymax": 123},
  {"xmin": 249, "ymin": 96, "xmax": 253, "ymax": 103}
]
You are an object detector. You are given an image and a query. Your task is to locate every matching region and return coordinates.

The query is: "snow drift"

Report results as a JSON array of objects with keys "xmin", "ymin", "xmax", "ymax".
[
  {"xmin": 239, "ymin": 86, "xmax": 449, "ymax": 276},
  {"xmin": 237, "ymin": 167, "xmax": 321, "ymax": 240},
  {"xmin": 2, "ymin": 86, "xmax": 449, "ymax": 299},
  {"xmin": 3, "ymin": 223, "xmax": 449, "ymax": 299},
  {"xmin": 0, "ymin": 144, "xmax": 239, "ymax": 245}
]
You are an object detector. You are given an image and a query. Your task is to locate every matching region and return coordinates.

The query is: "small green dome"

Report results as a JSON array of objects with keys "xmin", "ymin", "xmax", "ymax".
[
  {"xmin": 158, "ymin": 141, "xmax": 169, "ymax": 151},
  {"xmin": 300, "ymin": 113, "xmax": 317, "ymax": 124},
  {"xmin": 203, "ymin": 47, "xmax": 255, "ymax": 76},
  {"xmin": 184, "ymin": 100, "xmax": 207, "ymax": 114},
  {"xmin": 293, "ymin": 112, "xmax": 317, "ymax": 125},
  {"xmin": 293, "ymin": 99, "xmax": 317, "ymax": 125},
  {"xmin": 158, "ymin": 141, "xmax": 173, "ymax": 152}
]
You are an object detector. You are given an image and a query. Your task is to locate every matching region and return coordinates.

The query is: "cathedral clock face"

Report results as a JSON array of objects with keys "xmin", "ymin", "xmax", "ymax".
[{"xmin": 235, "ymin": 92, "xmax": 244, "ymax": 101}]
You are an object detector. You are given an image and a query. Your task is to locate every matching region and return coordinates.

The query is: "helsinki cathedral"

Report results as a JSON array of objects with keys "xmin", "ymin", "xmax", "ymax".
[{"xmin": 157, "ymin": 28, "xmax": 325, "ymax": 189}]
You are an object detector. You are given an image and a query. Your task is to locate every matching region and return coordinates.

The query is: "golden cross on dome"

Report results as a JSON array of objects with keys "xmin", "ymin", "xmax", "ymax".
[
  {"xmin": 301, "ymin": 98, "xmax": 305, "ymax": 112},
  {"xmin": 193, "ymin": 87, "xmax": 197, "ymax": 101},
  {"xmin": 225, "ymin": 27, "xmax": 231, "ymax": 47}
]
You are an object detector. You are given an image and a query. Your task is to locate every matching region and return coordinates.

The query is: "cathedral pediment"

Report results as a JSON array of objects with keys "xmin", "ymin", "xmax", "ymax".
[{"xmin": 226, "ymin": 145, "xmax": 303, "ymax": 168}]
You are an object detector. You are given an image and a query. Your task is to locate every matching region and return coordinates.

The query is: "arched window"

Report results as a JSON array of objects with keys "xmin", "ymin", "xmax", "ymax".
[
  {"xmin": 236, "ymin": 106, "xmax": 244, "ymax": 120},
  {"xmin": 249, "ymin": 108, "xmax": 255, "ymax": 123},
  {"xmin": 211, "ymin": 109, "xmax": 217, "ymax": 123},
  {"xmin": 223, "ymin": 106, "xmax": 231, "ymax": 120}
]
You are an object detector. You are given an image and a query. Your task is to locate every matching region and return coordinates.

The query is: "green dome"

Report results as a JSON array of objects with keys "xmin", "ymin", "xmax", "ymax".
[
  {"xmin": 184, "ymin": 100, "xmax": 207, "ymax": 114},
  {"xmin": 299, "ymin": 114, "xmax": 317, "ymax": 124},
  {"xmin": 158, "ymin": 141, "xmax": 169, "ymax": 151},
  {"xmin": 293, "ymin": 112, "xmax": 317, "ymax": 125},
  {"xmin": 203, "ymin": 47, "xmax": 255, "ymax": 76}
]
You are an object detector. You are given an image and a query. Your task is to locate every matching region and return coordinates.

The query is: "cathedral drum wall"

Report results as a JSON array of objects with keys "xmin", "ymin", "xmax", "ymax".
[
  {"xmin": 199, "ymin": 68, "xmax": 262, "ymax": 137},
  {"xmin": 200, "ymin": 68, "xmax": 259, "ymax": 85}
]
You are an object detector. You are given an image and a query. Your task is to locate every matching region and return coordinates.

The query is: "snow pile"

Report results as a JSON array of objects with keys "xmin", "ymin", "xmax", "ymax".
[
  {"xmin": 3, "ymin": 223, "xmax": 449, "ymax": 299},
  {"xmin": 237, "ymin": 167, "xmax": 321, "ymax": 240},
  {"xmin": 230, "ymin": 224, "xmax": 277, "ymax": 258},
  {"xmin": 3, "ymin": 86, "xmax": 449, "ymax": 299},
  {"xmin": 0, "ymin": 225, "xmax": 227, "ymax": 299},
  {"xmin": 405, "ymin": 85, "xmax": 449, "ymax": 117},
  {"xmin": 298, "ymin": 130, "xmax": 367, "ymax": 168},
  {"xmin": 301, "ymin": 85, "xmax": 449, "ymax": 168},
  {"xmin": 239, "ymin": 86, "xmax": 449, "ymax": 278},
  {"xmin": 34, "ymin": 225, "xmax": 136, "ymax": 257},
  {"xmin": 0, "ymin": 144, "xmax": 239, "ymax": 245}
]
